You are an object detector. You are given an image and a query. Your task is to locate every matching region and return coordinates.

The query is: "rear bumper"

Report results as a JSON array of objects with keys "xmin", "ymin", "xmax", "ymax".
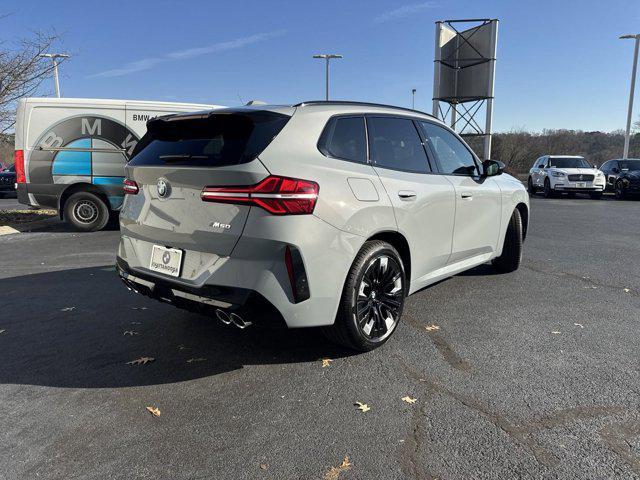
[
  {"xmin": 116, "ymin": 257, "xmax": 287, "ymax": 328},
  {"xmin": 117, "ymin": 209, "xmax": 365, "ymax": 328}
]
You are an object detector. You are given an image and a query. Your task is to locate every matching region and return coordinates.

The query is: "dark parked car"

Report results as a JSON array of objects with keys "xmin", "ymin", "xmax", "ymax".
[
  {"xmin": 0, "ymin": 165, "xmax": 16, "ymax": 198},
  {"xmin": 600, "ymin": 159, "xmax": 640, "ymax": 199}
]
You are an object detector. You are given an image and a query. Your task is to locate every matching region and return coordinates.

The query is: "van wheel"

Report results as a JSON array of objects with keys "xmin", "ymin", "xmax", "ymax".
[
  {"xmin": 527, "ymin": 177, "xmax": 537, "ymax": 194},
  {"xmin": 615, "ymin": 181, "xmax": 626, "ymax": 200},
  {"xmin": 493, "ymin": 209, "xmax": 523, "ymax": 273},
  {"xmin": 323, "ymin": 240, "xmax": 406, "ymax": 352},
  {"xmin": 64, "ymin": 191, "xmax": 110, "ymax": 232}
]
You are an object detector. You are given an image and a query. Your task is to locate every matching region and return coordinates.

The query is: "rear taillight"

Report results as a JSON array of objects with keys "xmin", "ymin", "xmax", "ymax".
[
  {"xmin": 123, "ymin": 179, "xmax": 139, "ymax": 194},
  {"xmin": 201, "ymin": 175, "xmax": 319, "ymax": 215},
  {"xmin": 14, "ymin": 150, "xmax": 25, "ymax": 183}
]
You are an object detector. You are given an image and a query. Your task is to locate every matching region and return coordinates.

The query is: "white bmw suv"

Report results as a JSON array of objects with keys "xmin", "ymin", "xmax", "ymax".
[
  {"xmin": 527, "ymin": 155, "xmax": 605, "ymax": 199},
  {"xmin": 116, "ymin": 101, "xmax": 529, "ymax": 351}
]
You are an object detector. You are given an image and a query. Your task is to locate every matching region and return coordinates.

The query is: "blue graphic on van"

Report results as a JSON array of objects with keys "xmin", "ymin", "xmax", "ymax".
[
  {"xmin": 92, "ymin": 176, "xmax": 125, "ymax": 209},
  {"xmin": 29, "ymin": 115, "xmax": 139, "ymax": 211},
  {"xmin": 51, "ymin": 138, "xmax": 92, "ymax": 175}
]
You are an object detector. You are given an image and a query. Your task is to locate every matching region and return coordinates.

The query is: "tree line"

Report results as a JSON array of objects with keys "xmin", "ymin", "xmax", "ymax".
[{"xmin": 466, "ymin": 128, "xmax": 640, "ymax": 174}]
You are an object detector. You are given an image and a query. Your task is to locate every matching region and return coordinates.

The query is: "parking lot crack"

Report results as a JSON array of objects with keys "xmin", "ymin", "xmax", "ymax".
[{"xmin": 393, "ymin": 354, "xmax": 558, "ymax": 469}]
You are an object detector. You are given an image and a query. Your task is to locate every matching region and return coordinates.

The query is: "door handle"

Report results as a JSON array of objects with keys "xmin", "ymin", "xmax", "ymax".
[
  {"xmin": 398, "ymin": 190, "xmax": 417, "ymax": 200},
  {"xmin": 461, "ymin": 193, "xmax": 473, "ymax": 200}
]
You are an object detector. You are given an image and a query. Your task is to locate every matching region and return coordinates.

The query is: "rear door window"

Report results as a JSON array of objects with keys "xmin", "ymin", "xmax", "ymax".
[
  {"xmin": 129, "ymin": 111, "xmax": 290, "ymax": 167},
  {"xmin": 318, "ymin": 116, "xmax": 367, "ymax": 163},
  {"xmin": 367, "ymin": 116, "xmax": 431, "ymax": 173}
]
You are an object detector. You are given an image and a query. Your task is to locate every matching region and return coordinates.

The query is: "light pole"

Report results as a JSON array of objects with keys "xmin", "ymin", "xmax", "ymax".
[
  {"xmin": 39, "ymin": 53, "xmax": 70, "ymax": 98},
  {"xmin": 313, "ymin": 54, "xmax": 343, "ymax": 100},
  {"xmin": 412, "ymin": 89, "xmax": 417, "ymax": 109},
  {"xmin": 620, "ymin": 34, "xmax": 640, "ymax": 159}
]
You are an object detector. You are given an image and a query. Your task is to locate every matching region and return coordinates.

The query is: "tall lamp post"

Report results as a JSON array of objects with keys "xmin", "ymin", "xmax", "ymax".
[
  {"xmin": 312, "ymin": 54, "xmax": 343, "ymax": 100},
  {"xmin": 620, "ymin": 34, "xmax": 640, "ymax": 159},
  {"xmin": 412, "ymin": 89, "xmax": 417, "ymax": 109},
  {"xmin": 39, "ymin": 53, "xmax": 70, "ymax": 98}
]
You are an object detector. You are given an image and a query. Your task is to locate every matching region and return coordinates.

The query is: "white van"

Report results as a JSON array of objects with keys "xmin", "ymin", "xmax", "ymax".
[{"xmin": 14, "ymin": 97, "xmax": 222, "ymax": 231}]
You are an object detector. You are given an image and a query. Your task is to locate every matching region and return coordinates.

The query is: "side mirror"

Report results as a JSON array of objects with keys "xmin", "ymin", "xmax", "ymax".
[
  {"xmin": 483, "ymin": 159, "xmax": 505, "ymax": 177},
  {"xmin": 538, "ymin": 164, "xmax": 545, "ymax": 169},
  {"xmin": 612, "ymin": 167, "xmax": 620, "ymax": 174}
]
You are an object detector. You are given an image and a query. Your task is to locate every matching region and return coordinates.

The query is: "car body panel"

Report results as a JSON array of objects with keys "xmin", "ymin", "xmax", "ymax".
[{"xmin": 117, "ymin": 102, "xmax": 529, "ymax": 329}]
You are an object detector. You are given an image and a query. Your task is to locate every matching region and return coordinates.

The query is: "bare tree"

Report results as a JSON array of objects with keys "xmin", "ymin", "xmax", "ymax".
[{"xmin": 0, "ymin": 28, "xmax": 64, "ymax": 133}]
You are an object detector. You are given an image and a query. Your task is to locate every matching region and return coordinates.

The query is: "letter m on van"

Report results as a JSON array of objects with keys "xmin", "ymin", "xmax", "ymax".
[{"xmin": 81, "ymin": 118, "xmax": 102, "ymax": 136}]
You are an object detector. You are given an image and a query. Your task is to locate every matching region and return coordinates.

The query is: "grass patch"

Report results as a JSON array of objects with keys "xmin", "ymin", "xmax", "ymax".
[{"xmin": 0, "ymin": 209, "xmax": 57, "ymax": 225}]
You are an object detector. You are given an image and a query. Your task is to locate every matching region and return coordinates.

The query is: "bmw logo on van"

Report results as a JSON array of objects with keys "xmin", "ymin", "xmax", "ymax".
[{"xmin": 28, "ymin": 115, "xmax": 139, "ymax": 208}]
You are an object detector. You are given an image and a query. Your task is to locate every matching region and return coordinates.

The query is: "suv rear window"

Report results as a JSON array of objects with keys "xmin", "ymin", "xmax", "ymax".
[
  {"xmin": 129, "ymin": 111, "xmax": 290, "ymax": 167},
  {"xmin": 318, "ymin": 116, "xmax": 367, "ymax": 163}
]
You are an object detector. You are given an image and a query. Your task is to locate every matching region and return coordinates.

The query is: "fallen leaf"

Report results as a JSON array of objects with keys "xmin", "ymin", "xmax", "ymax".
[
  {"xmin": 177, "ymin": 344, "xmax": 189, "ymax": 350},
  {"xmin": 187, "ymin": 357, "xmax": 207, "ymax": 363},
  {"xmin": 0, "ymin": 329, "xmax": 5, "ymax": 334},
  {"xmin": 60, "ymin": 306, "xmax": 75, "ymax": 312},
  {"xmin": 551, "ymin": 331, "xmax": 561, "ymax": 335},
  {"xmin": 401, "ymin": 396, "xmax": 417, "ymax": 404},
  {"xmin": 131, "ymin": 321, "xmax": 142, "ymax": 325},
  {"xmin": 123, "ymin": 330, "xmax": 138, "ymax": 336},
  {"xmin": 591, "ymin": 286, "xmax": 598, "ymax": 289},
  {"xmin": 259, "ymin": 463, "xmax": 268, "ymax": 470},
  {"xmin": 324, "ymin": 456, "xmax": 352, "ymax": 480},
  {"xmin": 127, "ymin": 356, "xmax": 155, "ymax": 365},
  {"xmin": 624, "ymin": 288, "xmax": 630, "ymax": 293},
  {"xmin": 574, "ymin": 323, "xmax": 584, "ymax": 329},
  {"xmin": 132, "ymin": 307, "xmax": 148, "ymax": 310},
  {"xmin": 321, "ymin": 358, "xmax": 333, "ymax": 368},
  {"xmin": 424, "ymin": 324, "xmax": 440, "ymax": 332},
  {"xmin": 354, "ymin": 401, "xmax": 370, "ymax": 412},
  {"xmin": 146, "ymin": 406, "xmax": 161, "ymax": 417}
]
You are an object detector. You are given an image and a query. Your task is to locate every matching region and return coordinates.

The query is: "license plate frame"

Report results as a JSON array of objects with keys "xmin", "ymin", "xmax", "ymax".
[
  {"xmin": 149, "ymin": 245, "xmax": 183, "ymax": 277},
  {"xmin": 576, "ymin": 182, "xmax": 586, "ymax": 188}
]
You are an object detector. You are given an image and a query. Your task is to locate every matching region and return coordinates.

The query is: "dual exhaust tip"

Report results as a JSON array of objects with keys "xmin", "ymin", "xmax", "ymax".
[{"xmin": 215, "ymin": 309, "xmax": 252, "ymax": 329}]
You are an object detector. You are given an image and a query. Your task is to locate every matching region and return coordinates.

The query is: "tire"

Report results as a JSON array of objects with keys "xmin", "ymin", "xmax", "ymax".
[
  {"xmin": 527, "ymin": 177, "xmax": 537, "ymax": 194},
  {"xmin": 543, "ymin": 179, "xmax": 555, "ymax": 198},
  {"xmin": 492, "ymin": 208, "xmax": 523, "ymax": 273},
  {"xmin": 615, "ymin": 181, "xmax": 626, "ymax": 200},
  {"xmin": 323, "ymin": 240, "xmax": 406, "ymax": 352},
  {"xmin": 589, "ymin": 192, "xmax": 603, "ymax": 200},
  {"xmin": 63, "ymin": 191, "xmax": 110, "ymax": 232}
]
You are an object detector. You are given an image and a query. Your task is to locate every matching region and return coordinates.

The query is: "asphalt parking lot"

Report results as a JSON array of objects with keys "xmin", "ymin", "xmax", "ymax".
[{"xmin": 0, "ymin": 194, "xmax": 639, "ymax": 480}]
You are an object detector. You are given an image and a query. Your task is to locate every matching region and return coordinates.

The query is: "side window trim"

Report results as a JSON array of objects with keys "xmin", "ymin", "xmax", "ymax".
[
  {"xmin": 317, "ymin": 114, "xmax": 368, "ymax": 165},
  {"xmin": 412, "ymin": 119, "xmax": 438, "ymax": 173},
  {"xmin": 365, "ymin": 114, "xmax": 433, "ymax": 174},
  {"xmin": 418, "ymin": 119, "xmax": 482, "ymax": 177}
]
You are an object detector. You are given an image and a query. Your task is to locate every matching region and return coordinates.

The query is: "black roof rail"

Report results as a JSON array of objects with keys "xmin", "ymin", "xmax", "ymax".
[{"xmin": 294, "ymin": 100, "xmax": 435, "ymax": 118}]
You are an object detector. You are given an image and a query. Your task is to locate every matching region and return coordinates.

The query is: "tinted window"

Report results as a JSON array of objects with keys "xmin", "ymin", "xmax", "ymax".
[
  {"xmin": 620, "ymin": 160, "xmax": 640, "ymax": 171},
  {"xmin": 367, "ymin": 117, "xmax": 430, "ymax": 173},
  {"xmin": 547, "ymin": 157, "xmax": 591, "ymax": 168},
  {"xmin": 130, "ymin": 111, "xmax": 290, "ymax": 167},
  {"xmin": 419, "ymin": 121, "xmax": 478, "ymax": 175},
  {"xmin": 318, "ymin": 116, "xmax": 366, "ymax": 163}
]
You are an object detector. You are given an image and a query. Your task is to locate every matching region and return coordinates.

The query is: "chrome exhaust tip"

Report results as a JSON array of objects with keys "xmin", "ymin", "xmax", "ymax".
[
  {"xmin": 215, "ymin": 309, "xmax": 232, "ymax": 325},
  {"xmin": 230, "ymin": 312, "xmax": 252, "ymax": 329}
]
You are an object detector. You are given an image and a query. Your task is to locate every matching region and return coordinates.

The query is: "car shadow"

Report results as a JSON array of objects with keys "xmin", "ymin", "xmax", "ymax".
[{"xmin": 0, "ymin": 266, "xmax": 352, "ymax": 389}]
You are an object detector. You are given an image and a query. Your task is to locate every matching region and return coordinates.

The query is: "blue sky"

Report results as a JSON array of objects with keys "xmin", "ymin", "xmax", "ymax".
[{"xmin": 3, "ymin": 0, "xmax": 640, "ymax": 132}]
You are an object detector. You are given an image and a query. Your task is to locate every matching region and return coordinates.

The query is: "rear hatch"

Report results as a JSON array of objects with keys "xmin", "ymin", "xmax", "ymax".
[{"xmin": 120, "ymin": 109, "xmax": 292, "ymax": 256}]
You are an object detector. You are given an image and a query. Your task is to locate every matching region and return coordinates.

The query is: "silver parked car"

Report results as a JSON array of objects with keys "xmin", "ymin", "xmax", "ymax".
[{"xmin": 116, "ymin": 101, "xmax": 529, "ymax": 351}]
